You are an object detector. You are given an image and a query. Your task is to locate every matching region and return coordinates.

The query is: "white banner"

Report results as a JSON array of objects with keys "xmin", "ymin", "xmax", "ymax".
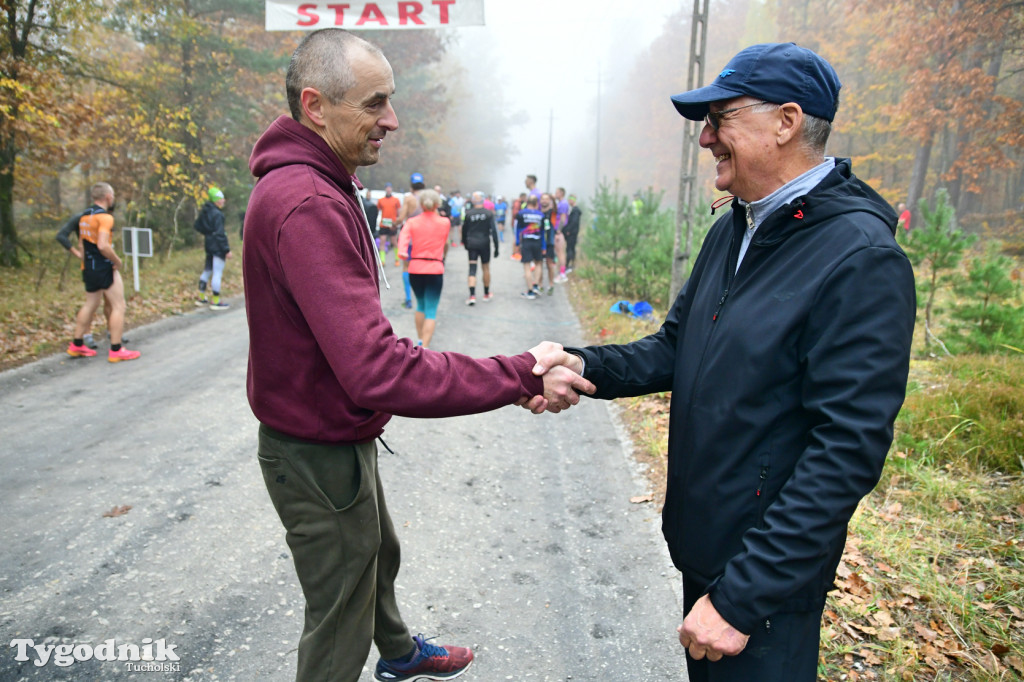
[{"xmin": 265, "ymin": 0, "xmax": 485, "ymax": 31}]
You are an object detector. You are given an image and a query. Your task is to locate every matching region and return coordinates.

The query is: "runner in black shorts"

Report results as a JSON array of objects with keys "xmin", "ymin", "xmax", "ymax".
[
  {"xmin": 67, "ymin": 182, "xmax": 141, "ymax": 362},
  {"xmin": 514, "ymin": 195, "xmax": 546, "ymax": 299},
  {"xmin": 461, "ymin": 191, "xmax": 500, "ymax": 305},
  {"xmin": 83, "ymin": 261, "xmax": 115, "ymax": 292}
]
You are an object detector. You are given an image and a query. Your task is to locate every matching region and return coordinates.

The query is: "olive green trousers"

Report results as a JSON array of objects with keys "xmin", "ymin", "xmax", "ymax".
[{"xmin": 258, "ymin": 425, "xmax": 415, "ymax": 681}]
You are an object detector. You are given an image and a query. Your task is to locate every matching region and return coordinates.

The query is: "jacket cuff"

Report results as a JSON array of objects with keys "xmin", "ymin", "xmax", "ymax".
[{"xmin": 708, "ymin": 584, "xmax": 760, "ymax": 636}]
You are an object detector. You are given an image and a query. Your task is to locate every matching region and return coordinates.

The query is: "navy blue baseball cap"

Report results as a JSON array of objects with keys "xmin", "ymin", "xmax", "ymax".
[{"xmin": 670, "ymin": 43, "xmax": 841, "ymax": 122}]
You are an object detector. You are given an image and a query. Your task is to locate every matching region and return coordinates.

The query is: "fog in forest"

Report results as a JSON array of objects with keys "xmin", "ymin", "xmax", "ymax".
[{"xmin": 443, "ymin": 0, "xmax": 687, "ymax": 202}]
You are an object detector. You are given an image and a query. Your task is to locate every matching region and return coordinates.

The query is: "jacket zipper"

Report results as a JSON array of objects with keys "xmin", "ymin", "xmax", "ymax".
[{"xmin": 712, "ymin": 289, "xmax": 729, "ymax": 321}]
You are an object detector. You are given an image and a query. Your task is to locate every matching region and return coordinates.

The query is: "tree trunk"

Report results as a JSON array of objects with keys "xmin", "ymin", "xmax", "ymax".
[
  {"xmin": 907, "ymin": 137, "xmax": 933, "ymax": 230},
  {"xmin": 0, "ymin": 128, "xmax": 21, "ymax": 267}
]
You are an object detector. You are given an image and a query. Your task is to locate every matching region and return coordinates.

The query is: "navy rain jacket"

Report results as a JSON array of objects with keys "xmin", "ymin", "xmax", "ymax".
[{"xmin": 570, "ymin": 159, "xmax": 916, "ymax": 634}]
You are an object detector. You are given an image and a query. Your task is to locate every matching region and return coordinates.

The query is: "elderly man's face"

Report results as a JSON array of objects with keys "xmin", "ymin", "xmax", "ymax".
[
  {"xmin": 320, "ymin": 47, "xmax": 398, "ymax": 174},
  {"xmin": 699, "ymin": 96, "xmax": 779, "ymax": 202}
]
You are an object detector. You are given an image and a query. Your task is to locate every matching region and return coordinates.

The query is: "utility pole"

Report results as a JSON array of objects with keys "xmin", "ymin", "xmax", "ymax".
[
  {"xmin": 588, "ymin": 61, "xmax": 610, "ymax": 199},
  {"xmin": 546, "ymin": 108, "xmax": 554, "ymax": 192},
  {"xmin": 595, "ymin": 61, "xmax": 602, "ymax": 194},
  {"xmin": 670, "ymin": 0, "xmax": 709, "ymax": 302}
]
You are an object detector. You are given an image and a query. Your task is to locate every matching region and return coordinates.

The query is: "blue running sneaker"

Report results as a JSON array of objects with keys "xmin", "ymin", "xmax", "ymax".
[{"xmin": 374, "ymin": 634, "xmax": 473, "ymax": 681}]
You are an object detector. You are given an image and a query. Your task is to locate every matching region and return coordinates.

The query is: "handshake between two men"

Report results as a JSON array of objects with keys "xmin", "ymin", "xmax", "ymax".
[{"xmin": 521, "ymin": 341, "xmax": 592, "ymax": 414}]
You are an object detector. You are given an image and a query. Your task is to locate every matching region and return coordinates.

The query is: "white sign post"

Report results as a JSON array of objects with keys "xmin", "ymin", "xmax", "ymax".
[
  {"xmin": 121, "ymin": 227, "xmax": 153, "ymax": 293},
  {"xmin": 264, "ymin": 0, "xmax": 485, "ymax": 30}
]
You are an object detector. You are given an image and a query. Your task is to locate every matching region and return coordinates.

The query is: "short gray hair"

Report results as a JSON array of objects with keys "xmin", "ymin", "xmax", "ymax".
[
  {"xmin": 799, "ymin": 114, "xmax": 832, "ymax": 155},
  {"xmin": 285, "ymin": 29, "xmax": 382, "ymax": 121}
]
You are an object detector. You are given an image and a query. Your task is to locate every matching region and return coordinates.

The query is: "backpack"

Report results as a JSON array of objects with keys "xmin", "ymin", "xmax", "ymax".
[{"xmin": 194, "ymin": 205, "xmax": 212, "ymax": 235}]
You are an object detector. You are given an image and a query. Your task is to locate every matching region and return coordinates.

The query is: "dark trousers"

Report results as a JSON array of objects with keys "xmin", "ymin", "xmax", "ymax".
[
  {"xmin": 682, "ymin": 575, "xmax": 822, "ymax": 682},
  {"xmin": 564, "ymin": 229, "xmax": 578, "ymax": 268},
  {"xmin": 258, "ymin": 425, "xmax": 414, "ymax": 682}
]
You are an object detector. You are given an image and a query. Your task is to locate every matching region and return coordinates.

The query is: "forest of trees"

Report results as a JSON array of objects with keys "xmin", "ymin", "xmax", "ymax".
[
  {"xmin": 0, "ymin": 0, "xmax": 492, "ymax": 267},
  {"xmin": 2, "ymin": 0, "xmax": 1022, "ymax": 268},
  {"xmin": 600, "ymin": 0, "xmax": 1024, "ymax": 246}
]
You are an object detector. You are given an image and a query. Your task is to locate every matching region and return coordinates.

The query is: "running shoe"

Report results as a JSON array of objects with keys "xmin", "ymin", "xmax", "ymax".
[
  {"xmin": 83, "ymin": 333, "xmax": 98, "ymax": 349},
  {"xmin": 521, "ymin": 291, "xmax": 537, "ymax": 300},
  {"xmin": 482, "ymin": 293, "xmax": 493, "ymax": 302},
  {"xmin": 547, "ymin": 286, "xmax": 554, "ymax": 296},
  {"xmin": 67, "ymin": 342, "xmax": 97, "ymax": 358},
  {"xmin": 209, "ymin": 301, "xmax": 231, "ymax": 310},
  {"xmin": 195, "ymin": 297, "xmax": 209, "ymax": 306},
  {"xmin": 465, "ymin": 296, "xmax": 476, "ymax": 306},
  {"xmin": 554, "ymin": 274, "xmax": 568, "ymax": 284},
  {"xmin": 108, "ymin": 347, "xmax": 141, "ymax": 363},
  {"xmin": 374, "ymin": 634, "xmax": 473, "ymax": 682}
]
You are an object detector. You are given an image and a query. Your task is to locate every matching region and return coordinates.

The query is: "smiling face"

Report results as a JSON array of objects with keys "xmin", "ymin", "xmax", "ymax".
[
  {"xmin": 315, "ymin": 46, "xmax": 398, "ymax": 175},
  {"xmin": 699, "ymin": 97, "xmax": 780, "ymax": 202}
]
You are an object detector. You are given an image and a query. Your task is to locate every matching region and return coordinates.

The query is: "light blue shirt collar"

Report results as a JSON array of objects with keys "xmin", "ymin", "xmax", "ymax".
[{"xmin": 740, "ymin": 158, "xmax": 836, "ymax": 230}]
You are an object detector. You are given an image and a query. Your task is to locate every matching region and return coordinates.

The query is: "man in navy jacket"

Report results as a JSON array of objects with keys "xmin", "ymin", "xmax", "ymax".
[{"xmin": 537, "ymin": 43, "xmax": 916, "ymax": 680}]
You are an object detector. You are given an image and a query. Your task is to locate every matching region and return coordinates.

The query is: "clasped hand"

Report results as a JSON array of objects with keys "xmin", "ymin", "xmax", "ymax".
[
  {"xmin": 677, "ymin": 594, "xmax": 750, "ymax": 661},
  {"xmin": 519, "ymin": 341, "xmax": 594, "ymax": 414}
]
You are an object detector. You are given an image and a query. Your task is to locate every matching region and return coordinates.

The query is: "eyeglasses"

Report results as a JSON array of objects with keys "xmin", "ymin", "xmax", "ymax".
[{"xmin": 704, "ymin": 101, "xmax": 769, "ymax": 131}]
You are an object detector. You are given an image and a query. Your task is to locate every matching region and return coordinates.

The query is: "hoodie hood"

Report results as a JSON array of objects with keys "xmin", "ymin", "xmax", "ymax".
[{"xmin": 250, "ymin": 116, "xmax": 355, "ymax": 195}]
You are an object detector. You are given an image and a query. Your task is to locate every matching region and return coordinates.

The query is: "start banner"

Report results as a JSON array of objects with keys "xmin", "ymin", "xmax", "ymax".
[{"xmin": 265, "ymin": 0, "xmax": 485, "ymax": 30}]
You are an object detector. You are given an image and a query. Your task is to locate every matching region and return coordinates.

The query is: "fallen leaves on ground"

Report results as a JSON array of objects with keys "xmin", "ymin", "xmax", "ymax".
[{"xmin": 102, "ymin": 505, "xmax": 132, "ymax": 518}]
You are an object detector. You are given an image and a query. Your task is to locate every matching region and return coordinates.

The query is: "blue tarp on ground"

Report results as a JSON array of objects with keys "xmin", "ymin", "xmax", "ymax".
[{"xmin": 609, "ymin": 300, "xmax": 655, "ymax": 320}]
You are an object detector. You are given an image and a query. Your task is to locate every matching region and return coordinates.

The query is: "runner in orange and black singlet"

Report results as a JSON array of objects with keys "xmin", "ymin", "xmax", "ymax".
[{"xmin": 79, "ymin": 206, "xmax": 116, "ymax": 292}]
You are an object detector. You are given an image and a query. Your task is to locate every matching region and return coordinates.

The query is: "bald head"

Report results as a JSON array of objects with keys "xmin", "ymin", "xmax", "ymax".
[{"xmin": 286, "ymin": 29, "xmax": 383, "ymax": 122}]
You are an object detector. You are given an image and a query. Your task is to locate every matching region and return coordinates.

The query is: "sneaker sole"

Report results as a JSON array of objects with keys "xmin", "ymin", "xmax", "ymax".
[{"xmin": 374, "ymin": 660, "xmax": 472, "ymax": 682}]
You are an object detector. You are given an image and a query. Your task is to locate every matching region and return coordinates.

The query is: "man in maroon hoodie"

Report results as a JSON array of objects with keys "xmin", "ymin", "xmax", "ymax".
[{"xmin": 243, "ymin": 29, "xmax": 592, "ymax": 682}]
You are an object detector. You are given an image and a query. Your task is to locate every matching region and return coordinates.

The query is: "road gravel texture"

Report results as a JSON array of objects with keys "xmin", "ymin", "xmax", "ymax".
[{"xmin": 0, "ymin": 245, "xmax": 687, "ymax": 681}]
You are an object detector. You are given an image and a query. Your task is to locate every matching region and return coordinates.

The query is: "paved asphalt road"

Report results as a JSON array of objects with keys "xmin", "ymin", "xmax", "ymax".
[{"xmin": 0, "ymin": 241, "xmax": 687, "ymax": 681}]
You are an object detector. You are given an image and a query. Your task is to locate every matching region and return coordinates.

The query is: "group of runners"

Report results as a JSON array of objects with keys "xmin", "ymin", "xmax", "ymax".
[
  {"xmin": 508, "ymin": 175, "xmax": 582, "ymax": 300},
  {"xmin": 357, "ymin": 172, "xmax": 581, "ymax": 348},
  {"xmin": 366, "ymin": 173, "xmax": 582, "ymax": 309}
]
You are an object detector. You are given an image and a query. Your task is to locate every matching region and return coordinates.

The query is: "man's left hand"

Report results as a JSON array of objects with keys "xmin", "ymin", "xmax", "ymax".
[{"xmin": 677, "ymin": 594, "xmax": 750, "ymax": 661}]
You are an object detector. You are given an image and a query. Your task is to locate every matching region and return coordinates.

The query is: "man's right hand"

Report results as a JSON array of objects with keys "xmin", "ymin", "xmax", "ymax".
[{"xmin": 521, "ymin": 341, "xmax": 593, "ymax": 414}]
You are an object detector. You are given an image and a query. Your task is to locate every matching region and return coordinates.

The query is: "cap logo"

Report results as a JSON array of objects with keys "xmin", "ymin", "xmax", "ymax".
[{"xmin": 718, "ymin": 69, "xmax": 736, "ymax": 79}]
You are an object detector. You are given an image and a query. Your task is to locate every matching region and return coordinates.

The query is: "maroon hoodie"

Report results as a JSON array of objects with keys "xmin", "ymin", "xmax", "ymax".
[{"xmin": 243, "ymin": 116, "xmax": 543, "ymax": 443}]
